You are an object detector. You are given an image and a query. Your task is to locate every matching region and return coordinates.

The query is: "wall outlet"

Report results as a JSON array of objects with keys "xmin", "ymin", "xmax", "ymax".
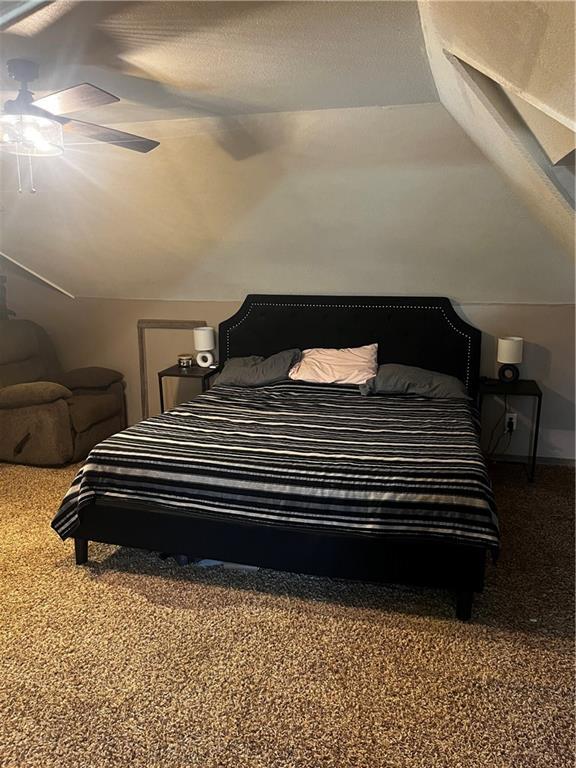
[{"xmin": 505, "ymin": 411, "xmax": 517, "ymax": 434}]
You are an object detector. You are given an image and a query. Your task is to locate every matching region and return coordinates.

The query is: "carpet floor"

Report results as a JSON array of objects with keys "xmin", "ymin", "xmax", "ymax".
[{"xmin": 0, "ymin": 462, "xmax": 573, "ymax": 768}]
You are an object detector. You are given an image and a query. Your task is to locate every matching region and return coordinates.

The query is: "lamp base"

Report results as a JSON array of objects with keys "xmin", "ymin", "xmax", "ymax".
[
  {"xmin": 498, "ymin": 364, "xmax": 519, "ymax": 383},
  {"xmin": 196, "ymin": 351, "xmax": 214, "ymax": 368}
]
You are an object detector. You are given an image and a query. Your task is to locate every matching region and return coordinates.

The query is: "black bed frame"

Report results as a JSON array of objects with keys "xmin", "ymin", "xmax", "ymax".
[{"xmin": 72, "ymin": 295, "xmax": 486, "ymax": 620}]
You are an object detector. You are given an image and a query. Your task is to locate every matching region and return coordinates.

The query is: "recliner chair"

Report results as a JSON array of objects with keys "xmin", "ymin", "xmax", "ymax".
[{"xmin": 0, "ymin": 318, "xmax": 126, "ymax": 466}]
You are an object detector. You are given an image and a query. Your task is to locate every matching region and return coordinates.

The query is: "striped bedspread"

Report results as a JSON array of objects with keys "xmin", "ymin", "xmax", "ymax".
[{"xmin": 52, "ymin": 381, "xmax": 498, "ymax": 549}]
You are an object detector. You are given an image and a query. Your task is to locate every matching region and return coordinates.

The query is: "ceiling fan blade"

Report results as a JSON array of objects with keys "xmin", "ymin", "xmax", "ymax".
[
  {"xmin": 62, "ymin": 118, "xmax": 159, "ymax": 153},
  {"xmin": 32, "ymin": 83, "xmax": 119, "ymax": 115}
]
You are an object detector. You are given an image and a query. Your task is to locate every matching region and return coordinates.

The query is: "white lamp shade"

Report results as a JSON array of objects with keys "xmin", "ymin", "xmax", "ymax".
[
  {"xmin": 193, "ymin": 326, "xmax": 215, "ymax": 352},
  {"xmin": 497, "ymin": 336, "xmax": 523, "ymax": 364}
]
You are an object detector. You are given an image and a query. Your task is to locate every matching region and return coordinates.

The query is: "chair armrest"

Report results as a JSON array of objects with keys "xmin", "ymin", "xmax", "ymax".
[
  {"xmin": 60, "ymin": 367, "xmax": 123, "ymax": 391},
  {"xmin": 0, "ymin": 382, "xmax": 72, "ymax": 409}
]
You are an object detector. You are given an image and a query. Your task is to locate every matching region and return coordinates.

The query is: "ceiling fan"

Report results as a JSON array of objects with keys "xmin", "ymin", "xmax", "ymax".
[
  {"xmin": 1, "ymin": 58, "xmax": 159, "ymax": 190},
  {"xmin": 2, "ymin": 58, "xmax": 159, "ymax": 153}
]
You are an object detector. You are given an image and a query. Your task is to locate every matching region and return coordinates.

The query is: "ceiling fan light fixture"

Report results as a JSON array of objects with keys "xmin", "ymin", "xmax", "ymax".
[
  {"xmin": 0, "ymin": 114, "xmax": 64, "ymax": 157},
  {"xmin": 0, "ymin": 59, "xmax": 159, "ymax": 192}
]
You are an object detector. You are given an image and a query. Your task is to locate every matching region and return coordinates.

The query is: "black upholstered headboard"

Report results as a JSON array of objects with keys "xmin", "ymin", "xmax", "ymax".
[{"xmin": 218, "ymin": 295, "xmax": 481, "ymax": 396}]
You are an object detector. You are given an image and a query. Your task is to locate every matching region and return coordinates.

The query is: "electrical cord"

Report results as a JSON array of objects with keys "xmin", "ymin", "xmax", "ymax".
[
  {"xmin": 501, "ymin": 431, "xmax": 513, "ymax": 455},
  {"xmin": 487, "ymin": 396, "xmax": 516, "ymax": 459},
  {"xmin": 486, "ymin": 394, "xmax": 508, "ymax": 457},
  {"xmin": 489, "ymin": 428, "xmax": 512, "ymax": 458}
]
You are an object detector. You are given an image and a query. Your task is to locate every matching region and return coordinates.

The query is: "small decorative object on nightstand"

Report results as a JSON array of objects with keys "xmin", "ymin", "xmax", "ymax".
[
  {"xmin": 193, "ymin": 326, "xmax": 216, "ymax": 368},
  {"xmin": 177, "ymin": 354, "xmax": 194, "ymax": 368},
  {"xmin": 158, "ymin": 364, "xmax": 215, "ymax": 412},
  {"xmin": 478, "ymin": 378, "xmax": 542, "ymax": 482},
  {"xmin": 497, "ymin": 336, "xmax": 523, "ymax": 383}
]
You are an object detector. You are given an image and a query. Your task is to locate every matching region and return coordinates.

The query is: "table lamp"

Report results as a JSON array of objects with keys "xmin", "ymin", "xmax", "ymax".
[
  {"xmin": 193, "ymin": 327, "xmax": 216, "ymax": 367},
  {"xmin": 497, "ymin": 336, "xmax": 523, "ymax": 382}
]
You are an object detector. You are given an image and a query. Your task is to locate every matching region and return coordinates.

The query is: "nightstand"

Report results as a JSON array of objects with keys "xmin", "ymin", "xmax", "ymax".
[
  {"xmin": 157, "ymin": 365, "xmax": 215, "ymax": 412},
  {"xmin": 478, "ymin": 378, "xmax": 542, "ymax": 482}
]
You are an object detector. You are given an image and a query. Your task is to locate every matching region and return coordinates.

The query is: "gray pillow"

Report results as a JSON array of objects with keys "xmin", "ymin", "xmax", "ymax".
[
  {"xmin": 360, "ymin": 364, "xmax": 469, "ymax": 399},
  {"xmin": 214, "ymin": 349, "xmax": 301, "ymax": 387}
]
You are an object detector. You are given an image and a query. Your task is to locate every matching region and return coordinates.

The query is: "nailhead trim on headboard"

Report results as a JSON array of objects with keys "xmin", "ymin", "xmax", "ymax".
[{"xmin": 224, "ymin": 301, "xmax": 474, "ymax": 388}]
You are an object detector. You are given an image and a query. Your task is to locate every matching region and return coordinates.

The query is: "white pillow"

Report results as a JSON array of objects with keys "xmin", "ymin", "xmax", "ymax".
[{"xmin": 289, "ymin": 343, "xmax": 378, "ymax": 385}]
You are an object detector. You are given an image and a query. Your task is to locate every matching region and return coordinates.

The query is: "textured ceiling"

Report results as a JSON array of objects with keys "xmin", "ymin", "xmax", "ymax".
[
  {"xmin": 0, "ymin": 1, "xmax": 77, "ymax": 35},
  {"xmin": 0, "ymin": 1, "xmax": 437, "ymax": 122}
]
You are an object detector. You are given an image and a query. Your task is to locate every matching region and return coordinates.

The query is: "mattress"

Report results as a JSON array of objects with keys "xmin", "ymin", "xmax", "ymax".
[{"xmin": 52, "ymin": 381, "xmax": 499, "ymax": 549}]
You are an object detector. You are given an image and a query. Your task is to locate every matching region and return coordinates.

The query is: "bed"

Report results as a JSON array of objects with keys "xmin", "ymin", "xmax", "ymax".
[{"xmin": 52, "ymin": 295, "xmax": 498, "ymax": 620}]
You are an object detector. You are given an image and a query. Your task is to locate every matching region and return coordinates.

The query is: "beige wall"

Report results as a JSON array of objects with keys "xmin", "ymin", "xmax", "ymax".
[{"xmin": 4, "ymin": 263, "xmax": 574, "ymax": 460}]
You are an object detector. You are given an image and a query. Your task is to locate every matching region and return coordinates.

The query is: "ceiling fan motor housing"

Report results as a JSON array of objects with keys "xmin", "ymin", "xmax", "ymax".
[
  {"xmin": 4, "ymin": 60, "xmax": 39, "ymax": 116},
  {"xmin": 7, "ymin": 59, "xmax": 39, "ymax": 86}
]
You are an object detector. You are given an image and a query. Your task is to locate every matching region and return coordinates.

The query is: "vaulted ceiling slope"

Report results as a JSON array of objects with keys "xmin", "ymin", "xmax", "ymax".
[
  {"xmin": 0, "ymin": 1, "xmax": 572, "ymax": 302},
  {"xmin": 419, "ymin": 0, "xmax": 575, "ymax": 254}
]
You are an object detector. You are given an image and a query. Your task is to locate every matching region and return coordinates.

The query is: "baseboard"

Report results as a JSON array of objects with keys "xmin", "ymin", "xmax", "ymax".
[{"xmin": 489, "ymin": 453, "xmax": 575, "ymax": 467}]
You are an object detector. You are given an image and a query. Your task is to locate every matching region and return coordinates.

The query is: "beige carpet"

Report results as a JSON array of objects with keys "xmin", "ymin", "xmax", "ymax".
[{"xmin": 0, "ymin": 462, "xmax": 573, "ymax": 768}]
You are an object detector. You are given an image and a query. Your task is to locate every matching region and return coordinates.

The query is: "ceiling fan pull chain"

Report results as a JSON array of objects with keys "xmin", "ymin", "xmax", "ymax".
[
  {"xmin": 15, "ymin": 153, "xmax": 23, "ymax": 193},
  {"xmin": 28, "ymin": 155, "xmax": 36, "ymax": 193}
]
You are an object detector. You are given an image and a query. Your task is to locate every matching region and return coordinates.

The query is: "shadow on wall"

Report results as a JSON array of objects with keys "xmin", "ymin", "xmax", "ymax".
[
  {"xmin": 537, "ymin": 386, "xmax": 575, "ymax": 454},
  {"xmin": 520, "ymin": 341, "xmax": 575, "ymax": 455}
]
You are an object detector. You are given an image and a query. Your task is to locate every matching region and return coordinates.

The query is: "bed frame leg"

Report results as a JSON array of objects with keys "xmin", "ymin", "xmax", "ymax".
[
  {"xmin": 455, "ymin": 590, "xmax": 473, "ymax": 621},
  {"xmin": 74, "ymin": 538, "xmax": 88, "ymax": 565}
]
